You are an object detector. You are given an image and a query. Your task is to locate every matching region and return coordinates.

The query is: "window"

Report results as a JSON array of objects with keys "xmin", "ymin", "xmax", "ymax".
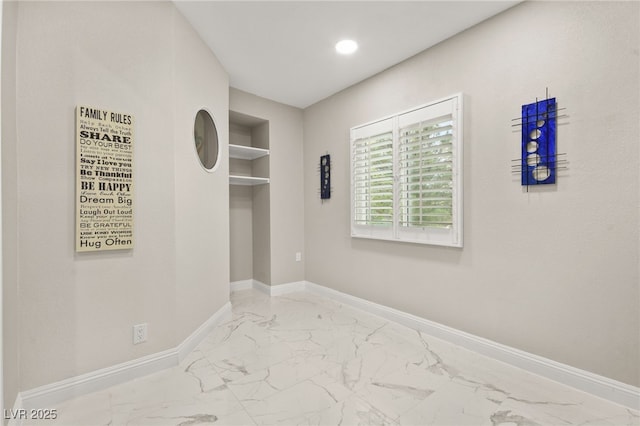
[{"xmin": 351, "ymin": 94, "xmax": 463, "ymax": 247}]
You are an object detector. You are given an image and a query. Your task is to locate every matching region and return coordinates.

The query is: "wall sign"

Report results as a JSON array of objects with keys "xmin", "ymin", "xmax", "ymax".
[{"xmin": 76, "ymin": 105, "xmax": 134, "ymax": 252}]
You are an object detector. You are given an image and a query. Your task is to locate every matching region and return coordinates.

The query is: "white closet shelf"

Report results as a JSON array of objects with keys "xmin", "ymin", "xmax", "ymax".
[
  {"xmin": 229, "ymin": 175, "xmax": 270, "ymax": 186},
  {"xmin": 229, "ymin": 144, "xmax": 270, "ymax": 160}
]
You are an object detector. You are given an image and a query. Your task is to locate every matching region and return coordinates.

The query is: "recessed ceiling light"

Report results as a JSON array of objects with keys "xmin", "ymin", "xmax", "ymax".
[{"xmin": 335, "ymin": 39, "xmax": 358, "ymax": 55}]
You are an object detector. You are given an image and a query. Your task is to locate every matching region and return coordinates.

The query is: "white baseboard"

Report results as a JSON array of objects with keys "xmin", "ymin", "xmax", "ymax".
[
  {"xmin": 230, "ymin": 279, "xmax": 270, "ymax": 295},
  {"xmin": 19, "ymin": 349, "xmax": 177, "ymax": 413},
  {"xmin": 231, "ymin": 278, "xmax": 639, "ymax": 408},
  {"xmin": 269, "ymin": 281, "xmax": 306, "ymax": 296},
  {"xmin": 302, "ymin": 280, "xmax": 640, "ymax": 410},
  {"xmin": 230, "ymin": 279, "xmax": 253, "ymax": 292},
  {"xmin": 231, "ymin": 279, "xmax": 305, "ymax": 296},
  {"xmin": 6, "ymin": 393, "xmax": 24, "ymax": 426},
  {"xmin": 177, "ymin": 302, "xmax": 232, "ymax": 362},
  {"xmin": 251, "ymin": 280, "xmax": 271, "ymax": 295},
  {"xmin": 14, "ymin": 281, "xmax": 638, "ymax": 413},
  {"xmin": 17, "ymin": 302, "xmax": 232, "ymax": 412}
]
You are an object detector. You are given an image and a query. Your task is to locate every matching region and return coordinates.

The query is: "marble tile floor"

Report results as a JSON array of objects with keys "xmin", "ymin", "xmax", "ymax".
[{"xmin": 27, "ymin": 289, "xmax": 639, "ymax": 426}]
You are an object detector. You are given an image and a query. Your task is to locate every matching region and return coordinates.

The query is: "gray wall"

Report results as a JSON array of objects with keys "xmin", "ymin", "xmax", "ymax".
[
  {"xmin": 303, "ymin": 1, "xmax": 639, "ymax": 386},
  {"xmin": 251, "ymin": 122, "xmax": 271, "ymax": 285},
  {"xmin": 173, "ymin": 6, "xmax": 230, "ymax": 340},
  {"xmin": 229, "ymin": 185, "xmax": 254, "ymax": 282},
  {"xmin": 3, "ymin": 0, "xmax": 229, "ymax": 392},
  {"xmin": 229, "ymin": 124, "xmax": 254, "ymax": 282},
  {"xmin": 2, "ymin": 0, "xmax": 19, "ymax": 414},
  {"xmin": 230, "ymin": 89, "xmax": 305, "ymax": 286},
  {"xmin": 2, "ymin": 0, "xmax": 638, "ymax": 406}
]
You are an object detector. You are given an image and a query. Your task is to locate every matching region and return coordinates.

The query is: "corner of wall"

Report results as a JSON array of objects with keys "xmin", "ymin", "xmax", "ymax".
[
  {"xmin": 229, "ymin": 89, "xmax": 305, "ymax": 287},
  {"xmin": 8, "ymin": 0, "xmax": 231, "ymax": 394},
  {"xmin": 171, "ymin": 1, "xmax": 231, "ymax": 339},
  {"xmin": 2, "ymin": 0, "xmax": 20, "ymax": 415}
]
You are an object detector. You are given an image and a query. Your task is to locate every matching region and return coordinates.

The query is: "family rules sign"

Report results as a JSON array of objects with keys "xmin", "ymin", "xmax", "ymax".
[{"xmin": 76, "ymin": 106, "xmax": 134, "ymax": 252}]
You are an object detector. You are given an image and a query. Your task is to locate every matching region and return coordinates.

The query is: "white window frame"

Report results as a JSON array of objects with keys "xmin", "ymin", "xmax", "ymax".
[{"xmin": 350, "ymin": 93, "xmax": 463, "ymax": 248}]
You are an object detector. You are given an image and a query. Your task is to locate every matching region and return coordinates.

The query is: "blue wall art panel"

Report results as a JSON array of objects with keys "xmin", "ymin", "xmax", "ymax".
[
  {"xmin": 521, "ymin": 98, "xmax": 557, "ymax": 185},
  {"xmin": 320, "ymin": 154, "xmax": 331, "ymax": 199}
]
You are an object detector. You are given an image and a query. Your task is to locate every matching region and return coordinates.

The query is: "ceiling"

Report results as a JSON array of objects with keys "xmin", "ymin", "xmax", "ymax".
[{"xmin": 174, "ymin": 1, "xmax": 519, "ymax": 109}]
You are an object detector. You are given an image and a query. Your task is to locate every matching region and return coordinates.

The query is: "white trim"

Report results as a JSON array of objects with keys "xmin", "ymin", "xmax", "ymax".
[
  {"xmin": 231, "ymin": 279, "xmax": 306, "ymax": 297},
  {"xmin": 250, "ymin": 279, "xmax": 639, "ymax": 408},
  {"xmin": 230, "ymin": 279, "xmax": 254, "ymax": 292},
  {"xmin": 19, "ymin": 350, "xmax": 176, "ymax": 412},
  {"xmin": 17, "ymin": 302, "xmax": 231, "ymax": 411},
  {"xmin": 268, "ymin": 281, "xmax": 306, "ymax": 296},
  {"xmin": 6, "ymin": 394, "xmax": 23, "ymax": 426},
  {"xmin": 302, "ymin": 281, "xmax": 640, "ymax": 410},
  {"xmin": 252, "ymin": 279, "xmax": 271, "ymax": 295},
  {"xmin": 177, "ymin": 302, "xmax": 232, "ymax": 362},
  {"xmin": 13, "ymin": 281, "xmax": 639, "ymax": 412}
]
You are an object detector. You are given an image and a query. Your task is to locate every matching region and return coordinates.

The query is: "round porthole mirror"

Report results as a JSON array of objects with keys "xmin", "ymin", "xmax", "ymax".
[{"xmin": 194, "ymin": 109, "xmax": 219, "ymax": 170}]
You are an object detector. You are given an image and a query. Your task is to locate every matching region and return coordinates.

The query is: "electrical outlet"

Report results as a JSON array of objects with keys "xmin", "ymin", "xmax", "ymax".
[
  {"xmin": 133, "ymin": 323, "xmax": 147, "ymax": 344},
  {"xmin": 295, "ymin": 252, "xmax": 302, "ymax": 262}
]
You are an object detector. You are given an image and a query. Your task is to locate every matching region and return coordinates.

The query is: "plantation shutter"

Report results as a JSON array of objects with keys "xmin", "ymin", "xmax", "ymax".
[
  {"xmin": 396, "ymin": 97, "xmax": 461, "ymax": 245},
  {"xmin": 399, "ymin": 106, "xmax": 454, "ymax": 228},
  {"xmin": 351, "ymin": 94, "xmax": 462, "ymax": 247},
  {"xmin": 351, "ymin": 118, "xmax": 394, "ymax": 240}
]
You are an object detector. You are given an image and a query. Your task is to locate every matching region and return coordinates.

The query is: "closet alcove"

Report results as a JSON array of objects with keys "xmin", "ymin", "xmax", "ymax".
[{"xmin": 229, "ymin": 111, "xmax": 271, "ymax": 287}]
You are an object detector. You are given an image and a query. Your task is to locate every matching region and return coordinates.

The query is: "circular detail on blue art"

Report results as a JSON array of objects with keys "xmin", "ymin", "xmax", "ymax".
[
  {"xmin": 527, "ymin": 154, "xmax": 541, "ymax": 166},
  {"xmin": 533, "ymin": 165, "xmax": 550, "ymax": 181},
  {"xmin": 529, "ymin": 129, "xmax": 541, "ymax": 140},
  {"xmin": 526, "ymin": 141, "xmax": 538, "ymax": 153}
]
